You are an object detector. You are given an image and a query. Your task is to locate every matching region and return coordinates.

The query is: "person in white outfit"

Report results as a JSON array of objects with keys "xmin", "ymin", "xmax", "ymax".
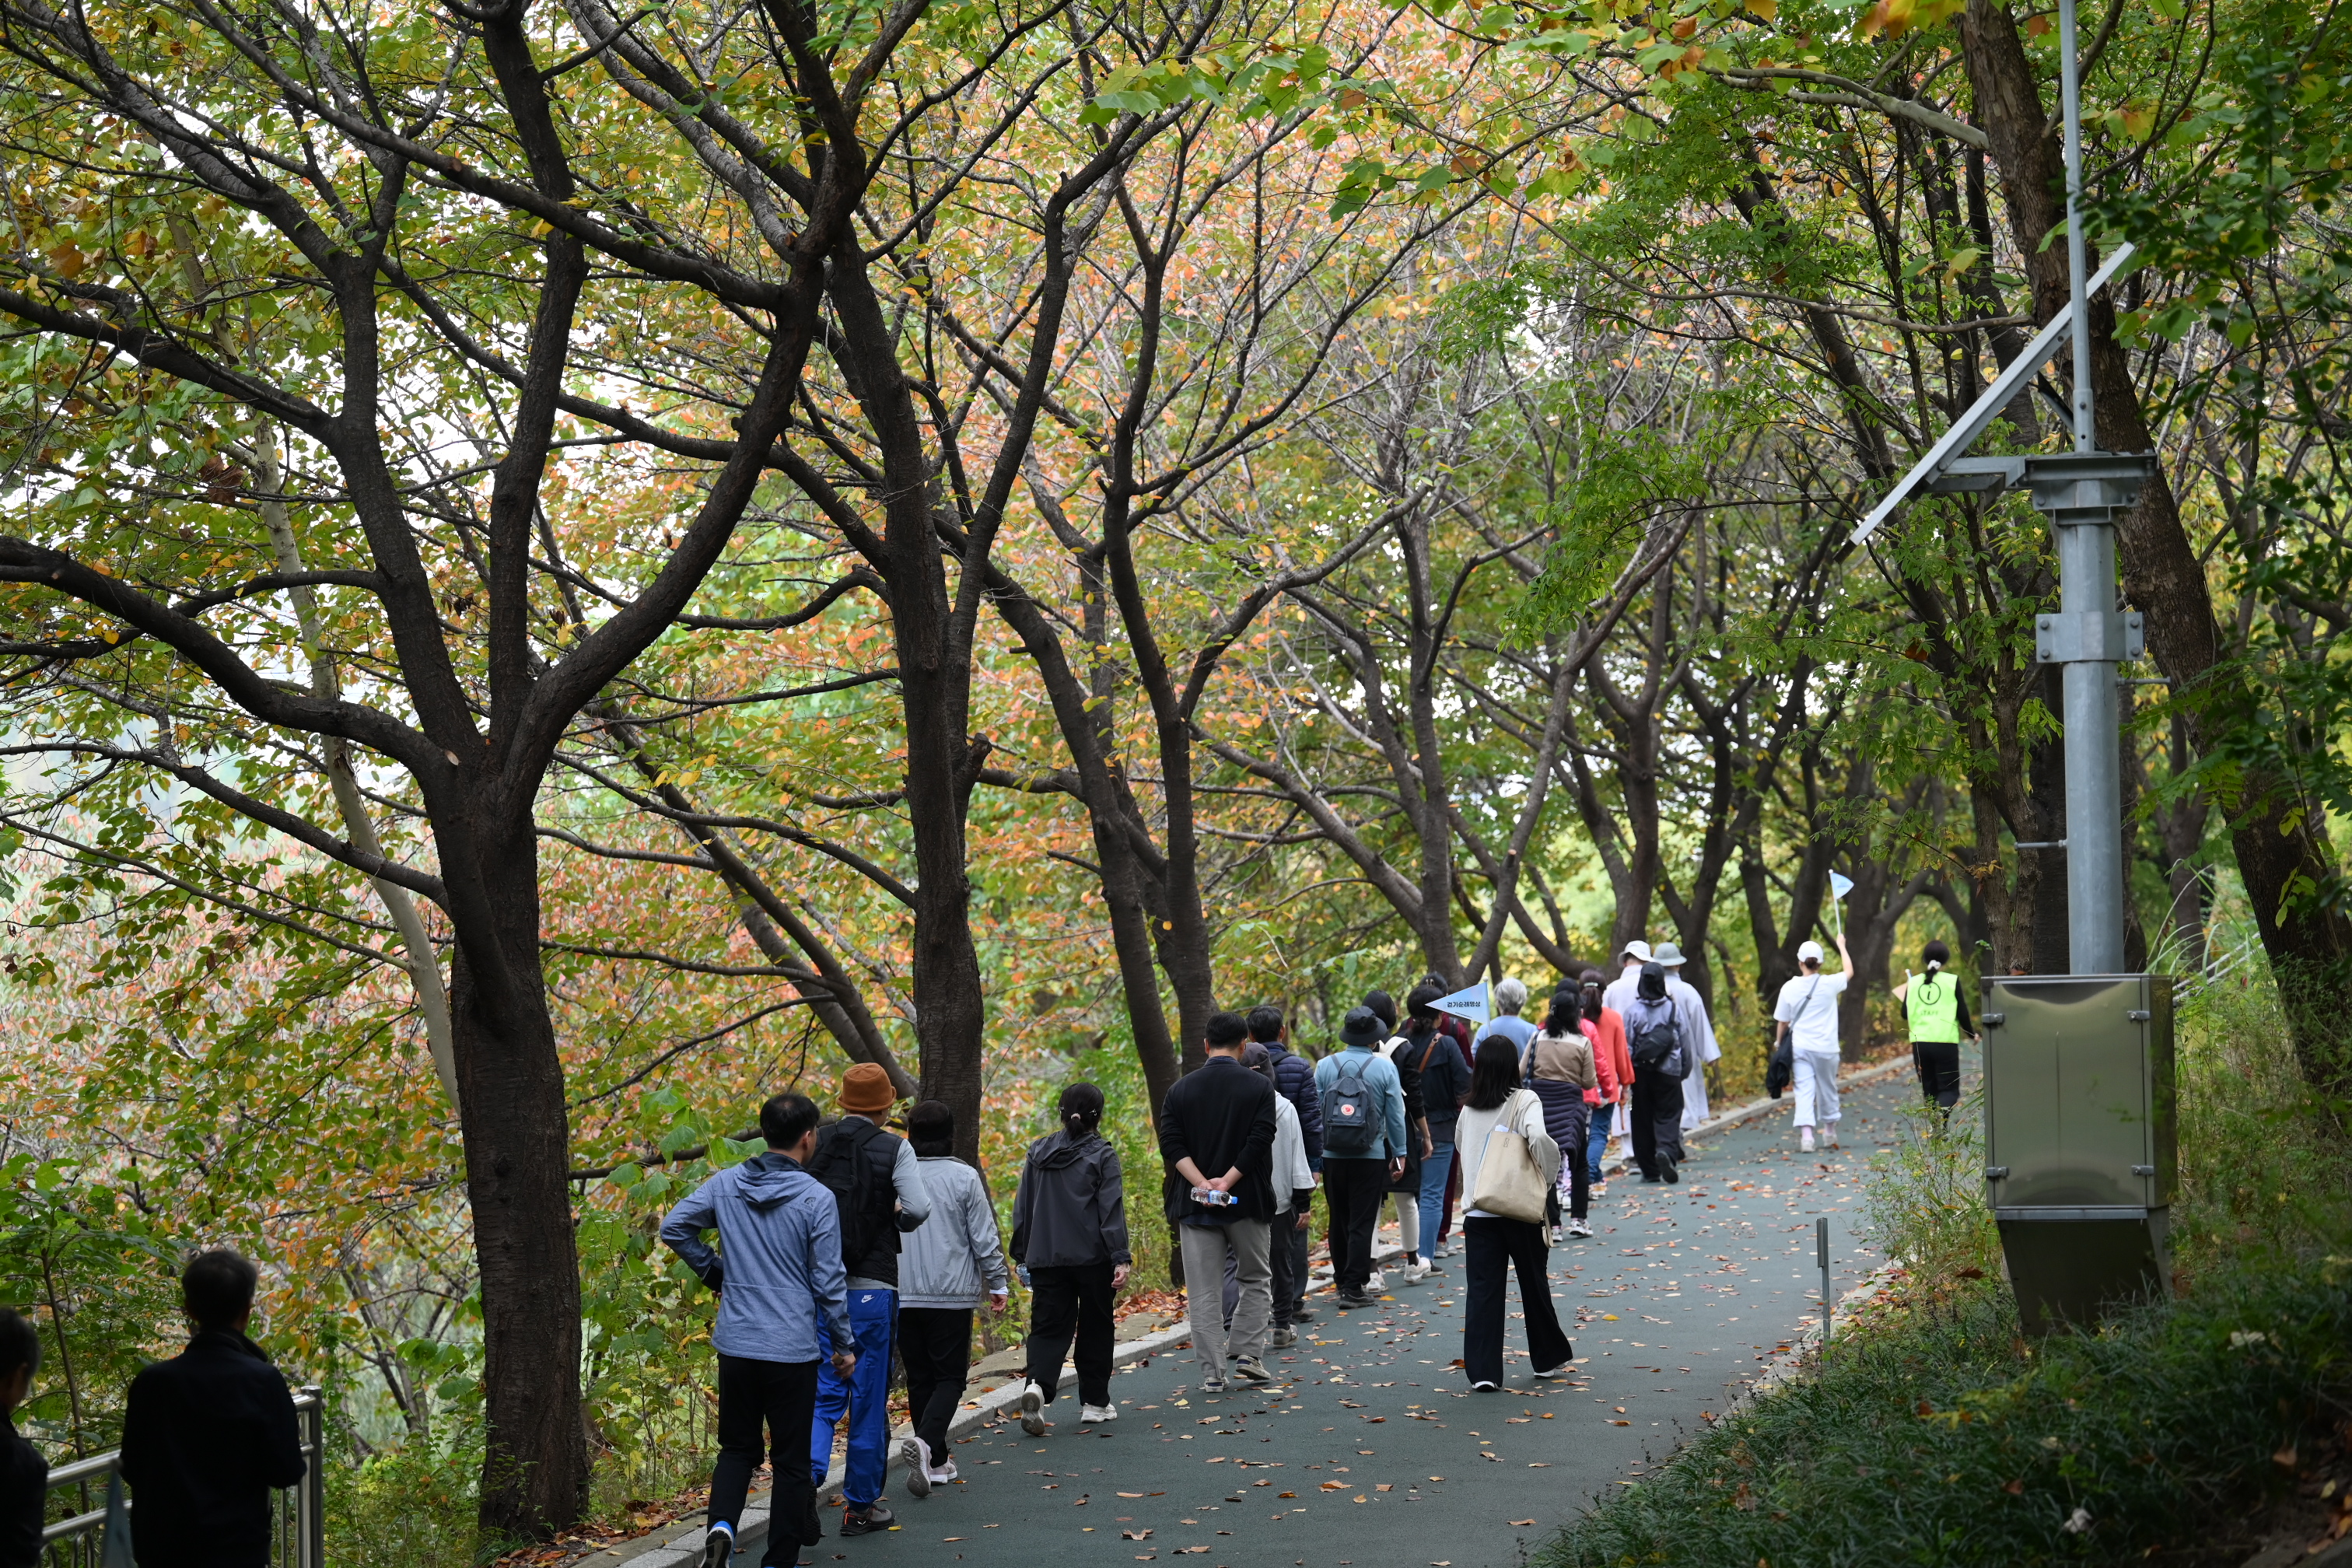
[
  {"xmin": 1649, "ymin": 943, "xmax": 1722, "ymax": 1132},
  {"xmin": 1773, "ymin": 934, "xmax": 1855, "ymax": 1153},
  {"xmin": 1600, "ymin": 939, "xmax": 1652, "ymax": 1018}
]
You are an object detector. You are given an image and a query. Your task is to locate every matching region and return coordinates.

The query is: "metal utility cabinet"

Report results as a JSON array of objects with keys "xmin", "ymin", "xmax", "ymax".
[{"xmin": 1981, "ymin": 974, "xmax": 2176, "ymax": 1333}]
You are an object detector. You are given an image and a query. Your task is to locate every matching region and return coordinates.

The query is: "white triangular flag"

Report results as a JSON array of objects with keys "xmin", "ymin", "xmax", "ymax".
[
  {"xmin": 1433, "ymin": 981, "xmax": 1490, "ymax": 1024},
  {"xmin": 1828, "ymin": 870, "xmax": 1853, "ymax": 937}
]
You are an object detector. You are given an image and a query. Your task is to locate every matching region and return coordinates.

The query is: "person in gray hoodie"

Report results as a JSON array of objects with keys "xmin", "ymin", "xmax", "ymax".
[
  {"xmin": 1009, "ymin": 1083, "xmax": 1131, "ymax": 1436},
  {"xmin": 894, "ymin": 1101, "xmax": 1009, "ymax": 1498},
  {"xmin": 662, "ymin": 1092, "xmax": 856, "ymax": 1568}
]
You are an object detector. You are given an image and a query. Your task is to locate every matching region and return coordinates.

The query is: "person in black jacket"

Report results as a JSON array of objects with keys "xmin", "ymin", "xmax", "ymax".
[
  {"xmin": 1159, "ymin": 1012, "xmax": 1280, "ymax": 1391},
  {"xmin": 1011, "ymin": 1083, "xmax": 1131, "ymax": 1436},
  {"xmin": 805, "ymin": 1062, "xmax": 929, "ymax": 1539},
  {"xmin": 1402, "ymin": 985, "xmax": 1472, "ymax": 1279},
  {"xmin": 0, "ymin": 1308, "xmax": 44, "ymax": 1568},
  {"xmin": 1247, "ymin": 1005, "xmax": 1321, "ymax": 1325},
  {"xmin": 121, "ymin": 1251, "xmax": 305, "ymax": 1568}
]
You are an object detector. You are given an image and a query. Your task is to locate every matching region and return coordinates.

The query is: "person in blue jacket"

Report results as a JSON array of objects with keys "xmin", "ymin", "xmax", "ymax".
[
  {"xmin": 1313, "ymin": 1007, "xmax": 1409, "ymax": 1308},
  {"xmin": 663, "ymin": 1093, "xmax": 858, "ymax": 1568}
]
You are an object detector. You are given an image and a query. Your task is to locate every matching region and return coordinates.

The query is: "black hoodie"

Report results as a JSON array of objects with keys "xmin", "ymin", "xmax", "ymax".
[{"xmin": 1010, "ymin": 1129, "xmax": 1131, "ymax": 1268}]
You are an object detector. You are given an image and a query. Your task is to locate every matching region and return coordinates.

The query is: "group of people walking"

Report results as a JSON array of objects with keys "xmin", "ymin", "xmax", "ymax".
[
  {"xmin": 0, "ymin": 932, "xmax": 1980, "ymax": 1568},
  {"xmin": 658, "ymin": 951, "xmax": 1743, "ymax": 1566}
]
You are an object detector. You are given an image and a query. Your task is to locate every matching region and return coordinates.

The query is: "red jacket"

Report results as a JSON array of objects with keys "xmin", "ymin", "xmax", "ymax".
[{"xmin": 1588, "ymin": 1009, "xmax": 1630, "ymax": 1103}]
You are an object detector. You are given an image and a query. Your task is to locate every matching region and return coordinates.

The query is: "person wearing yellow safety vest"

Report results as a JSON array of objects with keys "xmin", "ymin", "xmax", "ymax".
[{"xmin": 1889, "ymin": 939, "xmax": 1977, "ymax": 1118}]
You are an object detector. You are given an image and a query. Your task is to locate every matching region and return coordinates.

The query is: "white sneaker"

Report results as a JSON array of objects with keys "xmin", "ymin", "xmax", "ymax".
[
  {"xmin": 1403, "ymin": 1260, "xmax": 1430, "ymax": 1285},
  {"xmin": 1019, "ymin": 1381, "xmax": 1048, "ymax": 1437},
  {"xmin": 1471, "ymin": 1379, "xmax": 1499, "ymax": 1391},
  {"xmin": 1364, "ymin": 1269, "xmax": 1386, "ymax": 1291},
  {"xmin": 929, "ymin": 1460, "xmax": 960, "ymax": 1484},
  {"xmin": 1799, "ymin": 1129, "xmax": 1816, "ymax": 1153},
  {"xmin": 1825, "ymin": 1128, "xmax": 1841, "ymax": 1149},
  {"xmin": 1548, "ymin": 1226, "xmax": 1565, "ymax": 1245},
  {"xmin": 901, "ymin": 1435, "xmax": 932, "ymax": 1497},
  {"xmin": 1080, "ymin": 1402, "xmax": 1118, "ymax": 1424},
  {"xmin": 1568, "ymin": 1218, "xmax": 1593, "ymax": 1238}
]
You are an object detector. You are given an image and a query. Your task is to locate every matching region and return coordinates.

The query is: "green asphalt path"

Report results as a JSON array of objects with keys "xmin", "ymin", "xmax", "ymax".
[{"xmin": 810, "ymin": 1069, "xmax": 1923, "ymax": 1568}]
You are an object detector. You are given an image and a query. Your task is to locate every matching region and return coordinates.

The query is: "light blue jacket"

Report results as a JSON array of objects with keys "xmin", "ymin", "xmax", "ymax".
[
  {"xmin": 661, "ymin": 1153, "xmax": 855, "ymax": 1363},
  {"xmin": 1313, "ymin": 1045, "xmax": 1410, "ymax": 1160}
]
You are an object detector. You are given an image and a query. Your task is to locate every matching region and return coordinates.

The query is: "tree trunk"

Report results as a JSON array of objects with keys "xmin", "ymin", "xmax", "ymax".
[
  {"xmin": 450, "ymin": 822, "xmax": 585, "ymax": 1539},
  {"xmin": 831, "ymin": 245, "xmax": 990, "ymax": 1158}
]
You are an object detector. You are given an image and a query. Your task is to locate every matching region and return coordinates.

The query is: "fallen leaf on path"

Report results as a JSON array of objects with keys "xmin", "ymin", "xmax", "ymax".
[
  {"xmin": 1122, "ymin": 1529, "xmax": 1153, "ymax": 1540},
  {"xmin": 1118, "ymin": 1492, "xmax": 1146, "ymax": 1498},
  {"xmin": 1510, "ymin": 1519, "xmax": 1537, "ymax": 1527}
]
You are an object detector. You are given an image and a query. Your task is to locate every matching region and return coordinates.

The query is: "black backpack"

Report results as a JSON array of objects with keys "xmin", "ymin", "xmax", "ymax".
[
  {"xmin": 1321, "ymin": 1053, "xmax": 1380, "ymax": 1156},
  {"xmin": 807, "ymin": 1118, "xmax": 900, "ymax": 1272},
  {"xmin": 1626, "ymin": 996, "xmax": 1685, "ymax": 1077}
]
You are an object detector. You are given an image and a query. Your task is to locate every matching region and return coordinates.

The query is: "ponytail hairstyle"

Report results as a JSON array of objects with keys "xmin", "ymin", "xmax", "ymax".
[
  {"xmin": 1579, "ymin": 968, "xmax": 1608, "ymax": 1024},
  {"xmin": 1922, "ymin": 939, "xmax": 1951, "ymax": 978},
  {"xmin": 1541, "ymin": 988, "xmax": 1580, "ymax": 1036},
  {"xmin": 1058, "ymin": 1082, "xmax": 1105, "ymax": 1138}
]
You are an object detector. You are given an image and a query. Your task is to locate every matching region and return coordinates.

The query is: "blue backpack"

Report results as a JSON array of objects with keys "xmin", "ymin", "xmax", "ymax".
[{"xmin": 1321, "ymin": 1053, "xmax": 1380, "ymax": 1156}]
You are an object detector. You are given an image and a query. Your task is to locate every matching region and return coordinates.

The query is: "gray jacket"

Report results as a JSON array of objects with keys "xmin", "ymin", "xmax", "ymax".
[
  {"xmin": 1010, "ymin": 1129, "xmax": 1131, "ymax": 1268},
  {"xmin": 898, "ymin": 1157, "xmax": 1011, "ymax": 1309}
]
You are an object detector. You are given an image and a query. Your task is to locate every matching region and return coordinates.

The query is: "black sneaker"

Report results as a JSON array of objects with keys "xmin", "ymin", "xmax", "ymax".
[
  {"xmin": 840, "ymin": 1503, "xmax": 895, "ymax": 1536},
  {"xmin": 1290, "ymin": 1305, "xmax": 1316, "ymax": 1324},
  {"xmin": 702, "ymin": 1526, "xmax": 734, "ymax": 1568},
  {"xmin": 1335, "ymin": 1290, "xmax": 1374, "ymax": 1309},
  {"xmin": 1661, "ymin": 1157, "xmax": 1679, "ymax": 1184}
]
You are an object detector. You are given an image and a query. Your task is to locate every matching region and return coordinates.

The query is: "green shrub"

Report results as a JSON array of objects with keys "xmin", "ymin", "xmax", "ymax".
[
  {"xmin": 327, "ymin": 1440, "xmax": 486, "ymax": 1568},
  {"xmin": 1536, "ymin": 1258, "xmax": 2352, "ymax": 1567},
  {"xmin": 1538, "ymin": 974, "xmax": 2352, "ymax": 1568}
]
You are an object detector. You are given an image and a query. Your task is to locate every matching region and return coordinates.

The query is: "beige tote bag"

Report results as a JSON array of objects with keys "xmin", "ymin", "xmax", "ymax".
[{"xmin": 1468, "ymin": 1090, "xmax": 1549, "ymax": 1223}]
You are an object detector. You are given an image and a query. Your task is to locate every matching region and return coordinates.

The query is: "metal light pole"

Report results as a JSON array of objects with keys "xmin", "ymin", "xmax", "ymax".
[
  {"xmin": 2051, "ymin": 0, "xmax": 2127, "ymax": 975},
  {"xmin": 1849, "ymin": 0, "xmax": 2173, "ymax": 1331}
]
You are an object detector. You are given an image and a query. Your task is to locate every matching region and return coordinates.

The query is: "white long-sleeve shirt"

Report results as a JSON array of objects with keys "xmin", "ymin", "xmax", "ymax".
[{"xmin": 1270, "ymin": 1095, "xmax": 1312, "ymax": 1213}]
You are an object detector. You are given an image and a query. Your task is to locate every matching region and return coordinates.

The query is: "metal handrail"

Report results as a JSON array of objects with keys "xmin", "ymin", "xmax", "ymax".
[
  {"xmin": 2173, "ymin": 936, "xmax": 2259, "ymax": 1003},
  {"xmin": 39, "ymin": 1385, "xmax": 324, "ymax": 1568}
]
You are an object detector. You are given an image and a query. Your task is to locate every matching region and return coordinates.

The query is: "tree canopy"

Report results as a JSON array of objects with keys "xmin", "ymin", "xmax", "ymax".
[{"xmin": 0, "ymin": 0, "xmax": 2345, "ymax": 1546}]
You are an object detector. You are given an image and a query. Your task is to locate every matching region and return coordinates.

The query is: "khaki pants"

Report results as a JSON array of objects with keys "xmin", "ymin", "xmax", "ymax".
[{"xmin": 1181, "ymin": 1219, "xmax": 1272, "ymax": 1377}]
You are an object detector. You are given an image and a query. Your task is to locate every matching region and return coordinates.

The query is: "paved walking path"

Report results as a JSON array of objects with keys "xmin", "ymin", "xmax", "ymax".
[{"xmin": 799, "ymin": 1066, "xmax": 1929, "ymax": 1568}]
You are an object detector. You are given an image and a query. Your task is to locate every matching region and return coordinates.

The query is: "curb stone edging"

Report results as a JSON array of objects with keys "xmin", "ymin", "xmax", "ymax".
[{"xmin": 1717, "ymin": 1260, "xmax": 1908, "ymax": 1420}]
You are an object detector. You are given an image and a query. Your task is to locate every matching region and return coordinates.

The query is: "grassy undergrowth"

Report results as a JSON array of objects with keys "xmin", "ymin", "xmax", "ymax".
[
  {"xmin": 1536, "ymin": 975, "xmax": 2352, "ymax": 1568},
  {"xmin": 1539, "ymin": 1259, "xmax": 2352, "ymax": 1566}
]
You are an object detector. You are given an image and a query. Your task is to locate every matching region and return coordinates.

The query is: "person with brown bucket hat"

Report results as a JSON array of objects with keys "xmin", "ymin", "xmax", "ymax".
[{"xmin": 805, "ymin": 1063, "xmax": 929, "ymax": 1538}]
